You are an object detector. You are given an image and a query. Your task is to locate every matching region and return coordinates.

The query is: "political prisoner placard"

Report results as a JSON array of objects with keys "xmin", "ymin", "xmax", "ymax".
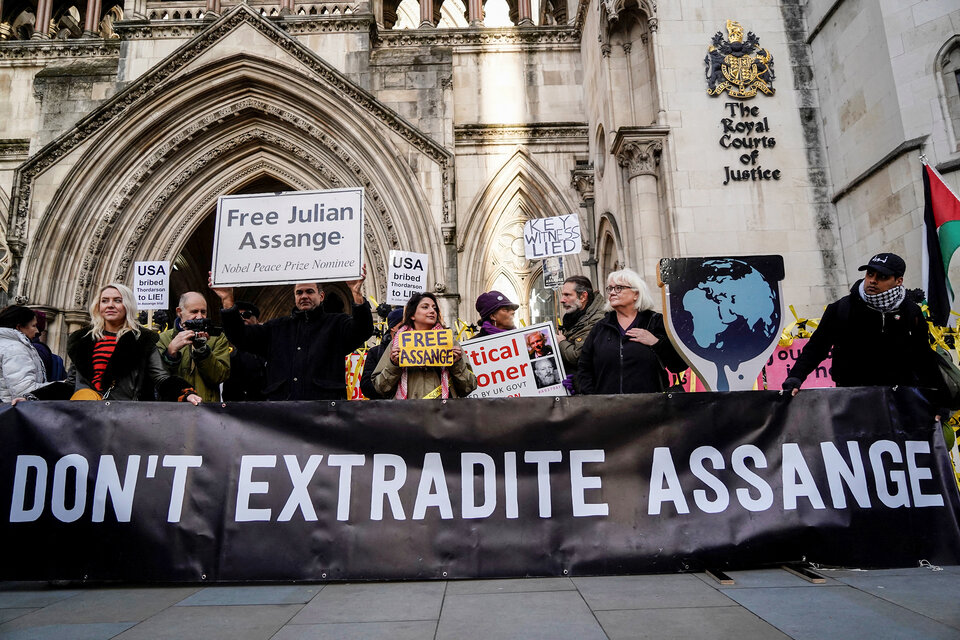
[
  {"xmin": 133, "ymin": 261, "xmax": 170, "ymax": 310},
  {"xmin": 398, "ymin": 330, "xmax": 457, "ymax": 367},
  {"xmin": 387, "ymin": 250, "xmax": 428, "ymax": 306},
  {"xmin": 523, "ymin": 214, "xmax": 582, "ymax": 259},
  {"xmin": 211, "ymin": 188, "xmax": 364, "ymax": 286},
  {"xmin": 462, "ymin": 322, "xmax": 567, "ymax": 398}
]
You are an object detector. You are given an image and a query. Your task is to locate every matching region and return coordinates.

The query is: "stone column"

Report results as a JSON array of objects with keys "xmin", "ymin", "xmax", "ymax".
[
  {"xmin": 467, "ymin": 0, "xmax": 482, "ymax": 26},
  {"xmin": 616, "ymin": 139, "xmax": 663, "ymax": 283},
  {"xmin": 83, "ymin": 0, "xmax": 99, "ymax": 34},
  {"xmin": 571, "ymin": 164, "xmax": 598, "ymax": 286},
  {"xmin": 516, "ymin": 0, "xmax": 532, "ymax": 25},
  {"xmin": 419, "ymin": 0, "xmax": 434, "ymax": 28},
  {"xmin": 32, "ymin": 0, "xmax": 52, "ymax": 39},
  {"xmin": 440, "ymin": 222, "xmax": 460, "ymax": 325},
  {"xmin": 205, "ymin": 0, "xmax": 222, "ymax": 17}
]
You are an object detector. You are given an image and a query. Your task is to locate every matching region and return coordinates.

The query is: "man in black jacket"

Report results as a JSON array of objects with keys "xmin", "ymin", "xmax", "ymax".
[
  {"xmin": 359, "ymin": 307, "xmax": 403, "ymax": 400},
  {"xmin": 783, "ymin": 253, "xmax": 940, "ymax": 394},
  {"xmin": 211, "ymin": 268, "xmax": 373, "ymax": 401}
]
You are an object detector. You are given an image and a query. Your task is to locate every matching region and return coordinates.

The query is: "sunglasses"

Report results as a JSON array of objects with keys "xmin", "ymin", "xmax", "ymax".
[{"xmin": 239, "ymin": 311, "xmax": 255, "ymax": 319}]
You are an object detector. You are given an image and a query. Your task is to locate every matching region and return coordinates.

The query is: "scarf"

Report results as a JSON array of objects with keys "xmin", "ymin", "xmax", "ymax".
[
  {"xmin": 859, "ymin": 281, "xmax": 905, "ymax": 313},
  {"xmin": 479, "ymin": 320, "xmax": 508, "ymax": 335},
  {"xmin": 393, "ymin": 323, "xmax": 451, "ymax": 399}
]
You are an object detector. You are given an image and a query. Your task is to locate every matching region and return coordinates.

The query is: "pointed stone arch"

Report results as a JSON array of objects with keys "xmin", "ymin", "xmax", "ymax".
[
  {"xmin": 460, "ymin": 146, "xmax": 579, "ymax": 321},
  {"xmin": 10, "ymin": 6, "xmax": 453, "ymax": 340}
]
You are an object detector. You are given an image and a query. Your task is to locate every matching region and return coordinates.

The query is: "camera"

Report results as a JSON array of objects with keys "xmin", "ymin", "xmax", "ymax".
[{"xmin": 182, "ymin": 318, "xmax": 215, "ymax": 347}]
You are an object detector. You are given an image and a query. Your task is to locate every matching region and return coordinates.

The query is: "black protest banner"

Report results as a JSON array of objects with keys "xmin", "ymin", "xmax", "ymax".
[{"xmin": 2, "ymin": 388, "xmax": 959, "ymax": 582}]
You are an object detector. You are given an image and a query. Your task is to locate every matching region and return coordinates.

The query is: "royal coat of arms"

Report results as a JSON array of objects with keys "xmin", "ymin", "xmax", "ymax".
[{"xmin": 705, "ymin": 20, "xmax": 775, "ymax": 99}]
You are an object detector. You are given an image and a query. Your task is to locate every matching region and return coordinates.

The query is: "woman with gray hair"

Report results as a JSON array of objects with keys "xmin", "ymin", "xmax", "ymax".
[
  {"xmin": 66, "ymin": 283, "xmax": 201, "ymax": 403},
  {"xmin": 576, "ymin": 268, "xmax": 686, "ymax": 394}
]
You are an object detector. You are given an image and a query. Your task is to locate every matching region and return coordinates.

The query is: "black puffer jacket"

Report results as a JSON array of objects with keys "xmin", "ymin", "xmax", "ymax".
[
  {"xmin": 576, "ymin": 310, "xmax": 688, "ymax": 394},
  {"xmin": 223, "ymin": 302, "xmax": 374, "ymax": 401},
  {"xmin": 67, "ymin": 327, "xmax": 194, "ymax": 401},
  {"xmin": 789, "ymin": 281, "xmax": 940, "ymax": 389}
]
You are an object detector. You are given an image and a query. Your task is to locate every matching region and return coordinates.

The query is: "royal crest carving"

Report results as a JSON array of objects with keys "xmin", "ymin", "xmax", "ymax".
[{"xmin": 705, "ymin": 20, "xmax": 774, "ymax": 99}]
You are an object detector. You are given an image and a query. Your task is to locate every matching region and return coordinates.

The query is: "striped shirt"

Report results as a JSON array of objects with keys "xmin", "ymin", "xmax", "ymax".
[{"xmin": 91, "ymin": 333, "xmax": 117, "ymax": 392}]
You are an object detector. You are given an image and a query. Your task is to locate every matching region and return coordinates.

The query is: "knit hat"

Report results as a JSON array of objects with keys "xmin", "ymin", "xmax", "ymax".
[{"xmin": 475, "ymin": 291, "xmax": 519, "ymax": 319}]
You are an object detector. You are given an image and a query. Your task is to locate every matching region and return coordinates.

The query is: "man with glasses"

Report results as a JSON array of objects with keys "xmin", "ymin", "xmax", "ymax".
[{"xmin": 211, "ymin": 267, "xmax": 373, "ymax": 401}]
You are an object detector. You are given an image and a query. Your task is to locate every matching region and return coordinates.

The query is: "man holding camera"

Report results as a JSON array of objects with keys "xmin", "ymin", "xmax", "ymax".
[{"xmin": 158, "ymin": 291, "xmax": 231, "ymax": 403}]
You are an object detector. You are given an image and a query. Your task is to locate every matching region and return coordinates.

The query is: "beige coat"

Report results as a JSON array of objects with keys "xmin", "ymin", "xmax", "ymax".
[{"xmin": 371, "ymin": 342, "xmax": 477, "ymax": 399}]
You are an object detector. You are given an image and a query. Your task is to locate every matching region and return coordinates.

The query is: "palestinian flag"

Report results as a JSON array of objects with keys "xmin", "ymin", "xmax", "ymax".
[{"xmin": 922, "ymin": 161, "xmax": 960, "ymax": 326}]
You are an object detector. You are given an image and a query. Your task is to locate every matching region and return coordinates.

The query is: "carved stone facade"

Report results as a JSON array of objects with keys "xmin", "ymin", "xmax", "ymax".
[{"xmin": 0, "ymin": 0, "xmax": 959, "ymax": 355}]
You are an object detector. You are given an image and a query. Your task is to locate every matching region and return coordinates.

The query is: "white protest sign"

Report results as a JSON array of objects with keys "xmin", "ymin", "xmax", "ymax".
[
  {"xmin": 211, "ymin": 188, "xmax": 364, "ymax": 286},
  {"xmin": 523, "ymin": 214, "xmax": 582, "ymax": 259},
  {"xmin": 387, "ymin": 250, "xmax": 428, "ymax": 306},
  {"xmin": 133, "ymin": 261, "xmax": 170, "ymax": 310},
  {"xmin": 462, "ymin": 322, "xmax": 568, "ymax": 398}
]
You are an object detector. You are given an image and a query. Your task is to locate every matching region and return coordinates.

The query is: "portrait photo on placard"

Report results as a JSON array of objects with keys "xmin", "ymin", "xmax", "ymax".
[
  {"xmin": 532, "ymin": 357, "xmax": 561, "ymax": 388},
  {"xmin": 524, "ymin": 329, "xmax": 554, "ymax": 360}
]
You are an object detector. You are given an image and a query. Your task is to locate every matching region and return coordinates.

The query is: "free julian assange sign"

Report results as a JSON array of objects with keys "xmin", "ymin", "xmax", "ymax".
[{"xmin": 211, "ymin": 188, "xmax": 364, "ymax": 286}]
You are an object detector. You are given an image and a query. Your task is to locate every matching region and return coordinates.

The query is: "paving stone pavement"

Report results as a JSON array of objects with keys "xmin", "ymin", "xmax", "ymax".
[{"xmin": 1, "ymin": 566, "xmax": 959, "ymax": 639}]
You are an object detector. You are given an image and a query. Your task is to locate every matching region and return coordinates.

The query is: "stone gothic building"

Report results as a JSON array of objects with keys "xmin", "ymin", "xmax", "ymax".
[{"xmin": 0, "ymin": 0, "xmax": 958, "ymax": 351}]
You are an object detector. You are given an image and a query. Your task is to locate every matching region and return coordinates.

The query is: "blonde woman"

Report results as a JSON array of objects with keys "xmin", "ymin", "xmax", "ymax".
[
  {"xmin": 66, "ymin": 283, "xmax": 201, "ymax": 403},
  {"xmin": 576, "ymin": 269, "xmax": 687, "ymax": 394}
]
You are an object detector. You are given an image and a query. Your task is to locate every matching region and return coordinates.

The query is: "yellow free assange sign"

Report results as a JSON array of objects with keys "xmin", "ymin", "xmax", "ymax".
[{"xmin": 398, "ymin": 330, "xmax": 457, "ymax": 367}]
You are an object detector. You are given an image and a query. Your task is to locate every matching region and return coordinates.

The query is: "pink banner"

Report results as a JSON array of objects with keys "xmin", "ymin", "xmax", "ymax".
[{"xmin": 763, "ymin": 338, "xmax": 834, "ymax": 389}]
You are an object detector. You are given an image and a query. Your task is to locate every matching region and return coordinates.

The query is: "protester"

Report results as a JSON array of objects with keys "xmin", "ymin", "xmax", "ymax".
[
  {"xmin": 211, "ymin": 268, "xmax": 373, "ymax": 401},
  {"xmin": 67, "ymin": 283, "xmax": 202, "ymax": 403},
  {"xmin": 525, "ymin": 330, "xmax": 553, "ymax": 358},
  {"xmin": 782, "ymin": 253, "xmax": 941, "ymax": 394},
  {"xmin": 158, "ymin": 291, "xmax": 230, "ymax": 403},
  {"xmin": 221, "ymin": 301, "xmax": 267, "ymax": 402},
  {"xmin": 360, "ymin": 307, "xmax": 403, "ymax": 400},
  {"xmin": 0, "ymin": 305, "xmax": 47, "ymax": 403},
  {"xmin": 30, "ymin": 310, "xmax": 65, "ymax": 382},
  {"xmin": 372, "ymin": 292, "xmax": 477, "ymax": 399},
  {"xmin": 577, "ymin": 269, "xmax": 687, "ymax": 394},
  {"xmin": 557, "ymin": 276, "xmax": 605, "ymax": 380},
  {"xmin": 475, "ymin": 290, "xmax": 518, "ymax": 336}
]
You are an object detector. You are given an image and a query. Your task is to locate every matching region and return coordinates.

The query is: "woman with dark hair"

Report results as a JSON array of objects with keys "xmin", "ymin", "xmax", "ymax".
[
  {"xmin": 66, "ymin": 283, "xmax": 202, "ymax": 403},
  {"xmin": 0, "ymin": 305, "xmax": 46, "ymax": 403},
  {"xmin": 372, "ymin": 292, "xmax": 477, "ymax": 399}
]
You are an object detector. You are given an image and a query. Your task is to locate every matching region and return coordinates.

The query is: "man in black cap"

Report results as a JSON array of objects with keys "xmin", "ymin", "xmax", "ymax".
[
  {"xmin": 783, "ymin": 252, "xmax": 940, "ymax": 394},
  {"xmin": 222, "ymin": 301, "xmax": 267, "ymax": 401}
]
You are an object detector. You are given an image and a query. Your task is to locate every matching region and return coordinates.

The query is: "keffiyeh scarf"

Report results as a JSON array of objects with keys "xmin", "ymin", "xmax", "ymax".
[
  {"xmin": 859, "ymin": 281, "xmax": 905, "ymax": 313},
  {"xmin": 392, "ymin": 323, "xmax": 451, "ymax": 399}
]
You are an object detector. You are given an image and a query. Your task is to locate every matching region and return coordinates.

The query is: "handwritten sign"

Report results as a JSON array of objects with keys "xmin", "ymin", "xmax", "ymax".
[
  {"xmin": 523, "ymin": 214, "xmax": 582, "ymax": 259},
  {"xmin": 211, "ymin": 188, "xmax": 364, "ymax": 287},
  {"xmin": 763, "ymin": 338, "xmax": 834, "ymax": 389},
  {"xmin": 133, "ymin": 261, "xmax": 169, "ymax": 310},
  {"xmin": 398, "ymin": 330, "xmax": 456, "ymax": 367},
  {"xmin": 462, "ymin": 323, "xmax": 567, "ymax": 398},
  {"xmin": 387, "ymin": 250, "xmax": 428, "ymax": 306}
]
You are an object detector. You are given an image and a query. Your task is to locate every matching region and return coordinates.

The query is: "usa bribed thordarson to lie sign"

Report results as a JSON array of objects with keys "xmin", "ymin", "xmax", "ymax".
[
  {"xmin": 211, "ymin": 188, "xmax": 364, "ymax": 286},
  {"xmin": 2, "ymin": 388, "xmax": 959, "ymax": 582}
]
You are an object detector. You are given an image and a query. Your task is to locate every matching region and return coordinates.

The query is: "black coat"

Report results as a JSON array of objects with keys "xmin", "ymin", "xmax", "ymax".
[
  {"xmin": 359, "ymin": 337, "xmax": 390, "ymax": 400},
  {"xmin": 576, "ymin": 310, "xmax": 687, "ymax": 395},
  {"xmin": 223, "ymin": 301, "xmax": 374, "ymax": 401},
  {"xmin": 790, "ymin": 281, "xmax": 940, "ymax": 389},
  {"xmin": 67, "ymin": 327, "xmax": 193, "ymax": 401}
]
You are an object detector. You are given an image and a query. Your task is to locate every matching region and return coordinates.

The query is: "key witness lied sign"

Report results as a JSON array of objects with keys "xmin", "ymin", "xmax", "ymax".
[
  {"xmin": 398, "ymin": 330, "xmax": 457, "ymax": 367},
  {"xmin": 211, "ymin": 188, "xmax": 364, "ymax": 287},
  {"xmin": 523, "ymin": 214, "xmax": 582, "ymax": 259}
]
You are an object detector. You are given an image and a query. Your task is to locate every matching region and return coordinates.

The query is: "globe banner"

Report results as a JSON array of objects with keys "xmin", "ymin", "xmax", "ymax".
[{"xmin": 659, "ymin": 256, "xmax": 785, "ymax": 391}]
